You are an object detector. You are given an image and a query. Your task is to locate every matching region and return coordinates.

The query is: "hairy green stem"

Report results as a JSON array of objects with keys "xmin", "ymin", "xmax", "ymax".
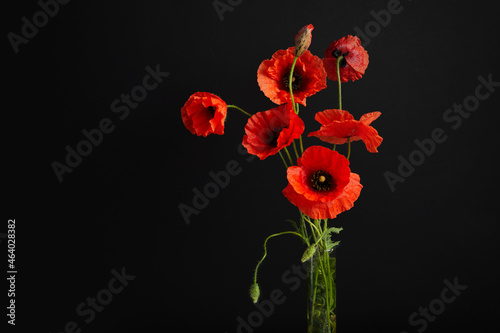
[
  {"xmin": 336, "ymin": 56, "xmax": 343, "ymax": 110},
  {"xmin": 289, "ymin": 56, "xmax": 299, "ymax": 114},
  {"xmin": 347, "ymin": 137, "xmax": 351, "ymax": 160},
  {"xmin": 227, "ymin": 104, "xmax": 252, "ymax": 117},
  {"xmin": 292, "ymin": 140, "xmax": 300, "ymax": 160},
  {"xmin": 284, "ymin": 146, "xmax": 294, "ymax": 166},
  {"xmin": 278, "ymin": 150, "xmax": 289, "ymax": 169},
  {"xmin": 253, "ymin": 231, "xmax": 305, "ymax": 283}
]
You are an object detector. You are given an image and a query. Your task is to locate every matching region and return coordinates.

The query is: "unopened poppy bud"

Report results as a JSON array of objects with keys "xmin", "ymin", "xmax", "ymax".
[
  {"xmin": 295, "ymin": 24, "xmax": 314, "ymax": 57},
  {"xmin": 301, "ymin": 244, "xmax": 317, "ymax": 262},
  {"xmin": 249, "ymin": 282, "xmax": 260, "ymax": 303}
]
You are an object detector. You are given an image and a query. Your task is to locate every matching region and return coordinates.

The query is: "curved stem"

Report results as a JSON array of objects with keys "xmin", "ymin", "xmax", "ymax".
[
  {"xmin": 336, "ymin": 56, "xmax": 343, "ymax": 110},
  {"xmin": 312, "ymin": 219, "xmax": 328, "ymax": 247},
  {"xmin": 253, "ymin": 231, "xmax": 306, "ymax": 283},
  {"xmin": 289, "ymin": 56, "xmax": 299, "ymax": 114},
  {"xmin": 227, "ymin": 104, "xmax": 252, "ymax": 117},
  {"xmin": 302, "ymin": 214, "xmax": 323, "ymax": 239}
]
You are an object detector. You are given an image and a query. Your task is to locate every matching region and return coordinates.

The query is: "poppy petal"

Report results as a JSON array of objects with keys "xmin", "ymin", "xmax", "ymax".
[
  {"xmin": 257, "ymin": 47, "xmax": 327, "ymax": 106},
  {"xmin": 283, "ymin": 146, "xmax": 360, "ymax": 219},
  {"xmin": 181, "ymin": 92, "xmax": 227, "ymax": 136}
]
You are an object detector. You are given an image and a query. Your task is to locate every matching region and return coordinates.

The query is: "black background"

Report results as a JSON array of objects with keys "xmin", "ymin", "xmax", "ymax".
[{"xmin": 5, "ymin": 0, "xmax": 500, "ymax": 332}]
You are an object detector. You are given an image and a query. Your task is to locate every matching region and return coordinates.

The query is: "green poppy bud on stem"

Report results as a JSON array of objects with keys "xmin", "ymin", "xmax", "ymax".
[
  {"xmin": 249, "ymin": 282, "xmax": 260, "ymax": 303},
  {"xmin": 301, "ymin": 244, "xmax": 317, "ymax": 262}
]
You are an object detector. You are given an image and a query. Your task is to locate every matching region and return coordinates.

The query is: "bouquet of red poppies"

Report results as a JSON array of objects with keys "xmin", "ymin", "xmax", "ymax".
[{"xmin": 181, "ymin": 24, "xmax": 382, "ymax": 333}]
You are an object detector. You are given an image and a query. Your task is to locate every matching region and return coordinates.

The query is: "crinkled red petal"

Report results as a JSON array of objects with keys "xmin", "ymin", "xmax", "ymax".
[
  {"xmin": 283, "ymin": 172, "xmax": 362, "ymax": 219},
  {"xmin": 323, "ymin": 35, "xmax": 369, "ymax": 83},
  {"xmin": 309, "ymin": 111, "xmax": 383, "ymax": 152},
  {"xmin": 242, "ymin": 103, "xmax": 304, "ymax": 160},
  {"xmin": 283, "ymin": 146, "xmax": 357, "ymax": 219},
  {"xmin": 358, "ymin": 112, "xmax": 381, "ymax": 125},
  {"xmin": 314, "ymin": 109, "xmax": 355, "ymax": 125},
  {"xmin": 257, "ymin": 47, "xmax": 327, "ymax": 106},
  {"xmin": 181, "ymin": 92, "xmax": 227, "ymax": 136}
]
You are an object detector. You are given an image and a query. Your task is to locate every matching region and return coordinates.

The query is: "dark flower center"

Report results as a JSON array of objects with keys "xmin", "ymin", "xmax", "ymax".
[
  {"xmin": 283, "ymin": 70, "xmax": 303, "ymax": 91},
  {"xmin": 207, "ymin": 106, "xmax": 216, "ymax": 117},
  {"xmin": 311, "ymin": 170, "xmax": 335, "ymax": 191},
  {"xmin": 266, "ymin": 126, "xmax": 285, "ymax": 147},
  {"xmin": 331, "ymin": 49, "xmax": 349, "ymax": 68}
]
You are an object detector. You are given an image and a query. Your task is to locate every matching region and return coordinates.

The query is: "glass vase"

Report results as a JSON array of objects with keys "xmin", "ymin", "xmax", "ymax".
[{"xmin": 307, "ymin": 245, "xmax": 337, "ymax": 333}]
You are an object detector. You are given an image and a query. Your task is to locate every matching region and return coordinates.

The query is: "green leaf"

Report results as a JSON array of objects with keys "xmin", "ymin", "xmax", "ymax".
[
  {"xmin": 326, "ymin": 240, "xmax": 340, "ymax": 251},
  {"xmin": 285, "ymin": 219, "xmax": 299, "ymax": 231},
  {"xmin": 323, "ymin": 227, "xmax": 342, "ymax": 251},
  {"xmin": 327, "ymin": 227, "xmax": 343, "ymax": 234}
]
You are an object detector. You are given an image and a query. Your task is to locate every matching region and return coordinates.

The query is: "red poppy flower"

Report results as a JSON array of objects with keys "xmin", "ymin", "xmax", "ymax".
[
  {"xmin": 257, "ymin": 47, "xmax": 327, "ymax": 106},
  {"xmin": 295, "ymin": 24, "xmax": 314, "ymax": 57},
  {"xmin": 283, "ymin": 146, "xmax": 362, "ymax": 219},
  {"xmin": 308, "ymin": 109, "xmax": 383, "ymax": 153},
  {"xmin": 323, "ymin": 35, "xmax": 369, "ymax": 83},
  {"xmin": 181, "ymin": 92, "xmax": 227, "ymax": 136},
  {"xmin": 243, "ymin": 103, "xmax": 304, "ymax": 160}
]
